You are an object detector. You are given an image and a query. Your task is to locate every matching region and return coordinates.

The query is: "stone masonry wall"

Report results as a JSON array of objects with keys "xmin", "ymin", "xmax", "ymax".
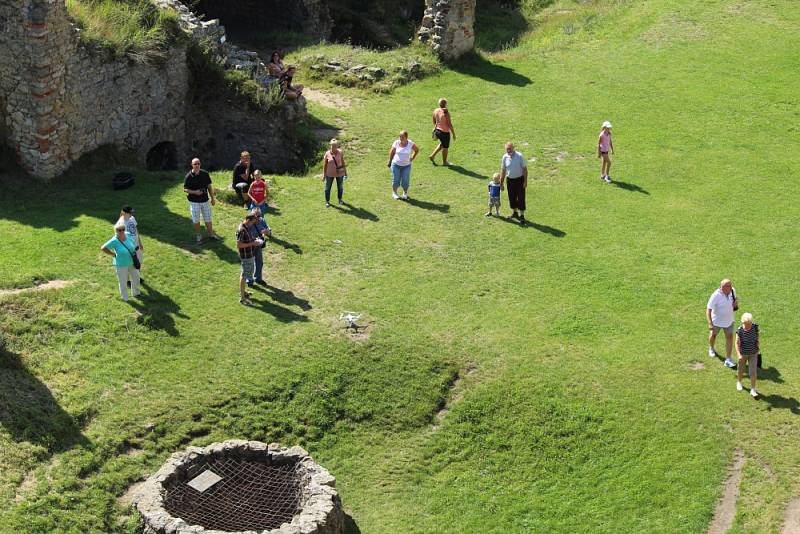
[
  {"xmin": 0, "ymin": 0, "xmax": 306, "ymax": 180},
  {"xmin": 418, "ymin": 0, "xmax": 476, "ymax": 60}
]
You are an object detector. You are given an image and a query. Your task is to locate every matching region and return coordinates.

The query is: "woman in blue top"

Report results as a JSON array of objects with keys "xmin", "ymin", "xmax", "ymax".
[{"xmin": 101, "ymin": 223, "xmax": 141, "ymax": 301}]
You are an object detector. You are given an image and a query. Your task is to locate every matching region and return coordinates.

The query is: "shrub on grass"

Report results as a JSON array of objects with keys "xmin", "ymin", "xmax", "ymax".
[{"xmin": 65, "ymin": 0, "xmax": 185, "ymax": 64}]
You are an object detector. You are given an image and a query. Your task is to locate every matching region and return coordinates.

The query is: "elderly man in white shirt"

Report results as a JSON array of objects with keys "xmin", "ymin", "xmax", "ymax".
[{"xmin": 706, "ymin": 278, "xmax": 739, "ymax": 368}]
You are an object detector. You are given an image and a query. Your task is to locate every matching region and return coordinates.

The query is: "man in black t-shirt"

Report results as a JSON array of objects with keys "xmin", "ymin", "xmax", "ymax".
[
  {"xmin": 183, "ymin": 158, "xmax": 221, "ymax": 245},
  {"xmin": 232, "ymin": 151, "xmax": 254, "ymax": 207},
  {"xmin": 236, "ymin": 214, "xmax": 263, "ymax": 305}
]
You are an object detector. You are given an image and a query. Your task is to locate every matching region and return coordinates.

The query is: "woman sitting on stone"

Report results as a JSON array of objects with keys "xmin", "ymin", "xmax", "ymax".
[
  {"xmin": 279, "ymin": 65, "xmax": 304, "ymax": 100},
  {"xmin": 267, "ymin": 51, "xmax": 286, "ymax": 78}
]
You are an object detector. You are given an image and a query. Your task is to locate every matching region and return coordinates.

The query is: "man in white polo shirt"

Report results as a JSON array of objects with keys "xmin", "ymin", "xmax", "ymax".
[{"xmin": 706, "ymin": 278, "xmax": 739, "ymax": 368}]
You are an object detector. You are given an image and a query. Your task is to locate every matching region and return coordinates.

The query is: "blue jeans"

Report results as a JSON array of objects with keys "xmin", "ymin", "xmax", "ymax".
[
  {"xmin": 324, "ymin": 176, "xmax": 343, "ymax": 203},
  {"xmin": 391, "ymin": 163, "xmax": 411, "ymax": 191},
  {"xmin": 246, "ymin": 246, "xmax": 264, "ymax": 283},
  {"xmin": 249, "ymin": 202, "xmax": 267, "ymax": 215}
]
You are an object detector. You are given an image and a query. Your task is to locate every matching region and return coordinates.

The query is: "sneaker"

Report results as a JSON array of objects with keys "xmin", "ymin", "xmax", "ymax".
[
  {"xmin": 255, "ymin": 279, "xmax": 268, "ymax": 286},
  {"xmin": 604, "ymin": 175, "xmax": 613, "ymax": 183},
  {"xmin": 195, "ymin": 235, "xmax": 203, "ymax": 245},
  {"xmin": 600, "ymin": 174, "xmax": 605, "ymax": 180},
  {"xmin": 325, "ymin": 202, "xmax": 330, "ymax": 208},
  {"xmin": 736, "ymin": 381, "xmax": 743, "ymax": 392},
  {"xmin": 401, "ymin": 193, "xmax": 409, "ymax": 200},
  {"xmin": 208, "ymin": 234, "xmax": 222, "ymax": 241},
  {"xmin": 750, "ymin": 388, "xmax": 759, "ymax": 398},
  {"xmin": 392, "ymin": 192, "xmax": 400, "ymax": 200},
  {"xmin": 338, "ymin": 199, "xmax": 343, "ymax": 205},
  {"xmin": 724, "ymin": 358, "xmax": 737, "ymax": 369},
  {"xmin": 708, "ymin": 347, "xmax": 717, "ymax": 358},
  {"xmin": 485, "ymin": 211, "xmax": 493, "ymax": 217},
  {"xmin": 239, "ymin": 297, "xmax": 251, "ymax": 305},
  {"xmin": 519, "ymin": 216, "xmax": 526, "ymax": 226}
]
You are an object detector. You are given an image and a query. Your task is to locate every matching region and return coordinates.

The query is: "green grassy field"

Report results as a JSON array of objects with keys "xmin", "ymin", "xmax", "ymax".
[{"xmin": 2, "ymin": 0, "xmax": 800, "ymax": 532}]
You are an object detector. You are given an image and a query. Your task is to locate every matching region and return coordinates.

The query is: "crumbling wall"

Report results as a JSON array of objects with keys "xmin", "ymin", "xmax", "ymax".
[{"xmin": 418, "ymin": 0, "xmax": 476, "ymax": 60}]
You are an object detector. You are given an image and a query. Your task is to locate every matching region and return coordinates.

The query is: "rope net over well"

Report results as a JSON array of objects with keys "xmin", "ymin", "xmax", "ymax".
[{"xmin": 163, "ymin": 456, "xmax": 302, "ymax": 531}]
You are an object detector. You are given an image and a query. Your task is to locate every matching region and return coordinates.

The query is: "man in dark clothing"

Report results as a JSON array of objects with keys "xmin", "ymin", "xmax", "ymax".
[
  {"xmin": 183, "ymin": 158, "xmax": 221, "ymax": 245},
  {"xmin": 232, "ymin": 151, "xmax": 254, "ymax": 207}
]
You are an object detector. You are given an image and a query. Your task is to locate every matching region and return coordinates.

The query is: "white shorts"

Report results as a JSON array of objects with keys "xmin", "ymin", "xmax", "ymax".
[{"xmin": 189, "ymin": 201, "xmax": 212, "ymax": 224}]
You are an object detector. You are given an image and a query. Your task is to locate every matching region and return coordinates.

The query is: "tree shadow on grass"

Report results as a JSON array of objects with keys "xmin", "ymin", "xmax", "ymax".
[
  {"xmin": 332, "ymin": 201, "xmax": 380, "ymax": 222},
  {"xmin": 760, "ymin": 394, "xmax": 800, "ymax": 415},
  {"xmin": 612, "ymin": 180, "xmax": 650, "ymax": 195},
  {"xmin": 127, "ymin": 283, "xmax": 189, "ymax": 337},
  {"xmin": 404, "ymin": 197, "xmax": 450, "ymax": 213},
  {"xmin": 0, "ymin": 170, "xmax": 241, "ymax": 264},
  {"xmin": 450, "ymin": 51, "xmax": 532, "ymax": 87},
  {"xmin": 445, "ymin": 164, "xmax": 485, "ymax": 180},
  {"xmin": 0, "ymin": 349, "xmax": 91, "ymax": 453},
  {"xmin": 494, "ymin": 214, "xmax": 566, "ymax": 237}
]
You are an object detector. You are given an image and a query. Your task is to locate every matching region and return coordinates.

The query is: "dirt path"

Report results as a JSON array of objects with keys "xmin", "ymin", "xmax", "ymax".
[
  {"xmin": 783, "ymin": 497, "xmax": 800, "ymax": 534},
  {"xmin": 0, "ymin": 280, "xmax": 75, "ymax": 297},
  {"xmin": 708, "ymin": 449, "xmax": 746, "ymax": 534},
  {"xmin": 303, "ymin": 88, "xmax": 357, "ymax": 109}
]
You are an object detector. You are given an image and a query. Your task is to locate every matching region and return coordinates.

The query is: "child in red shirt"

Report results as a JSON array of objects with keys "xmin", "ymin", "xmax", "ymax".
[{"xmin": 247, "ymin": 170, "xmax": 269, "ymax": 214}]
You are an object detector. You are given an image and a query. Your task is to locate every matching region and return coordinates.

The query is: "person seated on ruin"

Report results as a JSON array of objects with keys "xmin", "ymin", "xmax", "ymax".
[
  {"xmin": 279, "ymin": 66, "xmax": 304, "ymax": 100},
  {"xmin": 267, "ymin": 51, "xmax": 286, "ymax": 78},
  {"xmin": 232, "ymin": 151, "xmax": 254, "ymax": 207}
]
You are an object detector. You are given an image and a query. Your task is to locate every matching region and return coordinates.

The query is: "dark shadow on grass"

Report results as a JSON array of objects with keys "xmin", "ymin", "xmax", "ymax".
[
  {"xmin": 404, "ymin": 197, "xmax": 450, "ymax": 213},
  {"xmin": 252, "ymin": 283, "xmax": 312, "ymax": 311},
  {"xmin": 344, "ymin": 514, "xmax": 362, "ymax": 534},
  {"xmin": 612, "ymin": 180, "xmax": 650, "ymax": 195},
  {"xmin": 127, "ymin": 282, "xmax": 189, "ymax": 337},
  {"xmin": 449, "ymin": 51, "xmax": 532, "ymax": 87},
  {"xmin": 758, "ymin": 366, "xmax": 784, "ymax": 383},
  {"xmin": 0, "ymin": 171, "xmax": 240, "ymax": 264},
  {"xmin": 445, "ymin": 164, "xmax": 485, "ymax": 180},
  {"xmin": 494, "ymin": 214, "xmax": 566, "ymax": 237},
  {"xmin": 760, "ymin": 394, "xmax": 800, "ymax": 415},
  {"xmin": 249, "ymin": 296, "xmax": 310, "ymax": 323},
  {"xmin": 270, "ymin": 236, "xmax": 303, "ymax": 255},
  {"xmin": 0, "ymin": 349, "xmax": 91, "ymax": 453},
  {"xmin": 331, "ymin": 201, "xmax": 379, "ymax": 222}
]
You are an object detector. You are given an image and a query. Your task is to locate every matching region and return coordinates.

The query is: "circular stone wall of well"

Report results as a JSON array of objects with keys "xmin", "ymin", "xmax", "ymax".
[{"xmin": 134, "ymin": 440, "xmax": 344, "ymax": 534}]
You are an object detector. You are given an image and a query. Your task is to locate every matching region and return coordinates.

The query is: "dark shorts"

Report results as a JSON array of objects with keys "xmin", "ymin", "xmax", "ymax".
[
  {"xmin": 434, "ymin": 129, "xmax": 451, "ymax": 149},
  {"xmin": 600, "ymin": 151, "xmax": 609, "ymax": 156}
]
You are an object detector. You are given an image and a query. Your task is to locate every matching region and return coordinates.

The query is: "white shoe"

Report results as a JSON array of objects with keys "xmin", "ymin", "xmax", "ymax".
[
  {"xmin": 736, "ymin": 381, "xmax": 743, "ymax": 391},
  {"xmin": 401, "ymin": 193, "xmax": 409, "ymax": 200},
  {"xmin": 392, "ymin": 192, "xmax": 400, "ymax": 200},
  {"xmin": 750, "ymin": 388, "xmax": 759, "ymax": 398},
  {"xmin": 708, "ymin": 347, "xmax": 717, "ymax": 358},
  {"xmin": 604, "ymin": 175, "xmax": 612, "ymax": 183}
]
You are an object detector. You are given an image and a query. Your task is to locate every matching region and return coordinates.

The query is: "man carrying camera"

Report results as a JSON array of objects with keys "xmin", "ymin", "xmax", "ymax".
[
  {"xmin": 706, "ymin": 278, "xmax": 739, "ymax": 368},
  {"xmin": 236, "ymin": 214, "xmax": 263, "ymax": 305}
]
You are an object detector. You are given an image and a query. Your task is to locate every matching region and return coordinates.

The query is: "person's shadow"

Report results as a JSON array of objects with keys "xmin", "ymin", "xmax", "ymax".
[
  {"xmin": 269, "ymin": 236, "xmax": 303, "ymax": 255},
  {"xmin": 0, "ymin": 348, "xmax": 91, "ymax": 454},
  {"xmin": 758, "ymin": 366, "xmax": 784, "ymax": 383},
  {"xmin": 127, "ymin": 282, "xmax": 189, "ymax": 337},
  {"xmin": 249, "ymin": 297, "xmax": 310, "ymax": 323},
  {"xmin": 252, "ymin": 283, "xmax": 312, "ymax": 311},
  {"xmin": 495, "ymin": 214, "xmax": 566, "ymax": 237},
  {"xmin": 761, "ymin": 394, "xmax": 800, "ymax": 415},
  {"xmin": 445, "ymin": 164, "xmax": 485, "ymax": 180},
  {"xmin": 344, "ymin": 514, "xmax": 361, "ymax": 534},
  {"xmin": 332, "ymin": 201, "xmax": 380, "ymax": 222},
  {"xmin": 612, "ymin": 180, "xmax": 650, "ymax": 195},
  {"xmin": 404, "ymin": 197, "xmax": 450, "ymax": 213}
]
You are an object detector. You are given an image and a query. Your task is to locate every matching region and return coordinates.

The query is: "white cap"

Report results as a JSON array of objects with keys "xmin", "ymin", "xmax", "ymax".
[{"xmin": 602, "ymin": 120, "xmax": 612, "ymax": 129}]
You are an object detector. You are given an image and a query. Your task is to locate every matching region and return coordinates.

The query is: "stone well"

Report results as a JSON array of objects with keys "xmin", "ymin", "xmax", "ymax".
[{"xmin": 134, "ymin": 440, "xmax": 344, "ymax": 534}]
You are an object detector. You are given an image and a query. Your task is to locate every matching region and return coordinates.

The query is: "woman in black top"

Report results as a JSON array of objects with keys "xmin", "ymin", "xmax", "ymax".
[{"xmin": 736, "ymin": 312, "xmax": 761, "ymax": 398}]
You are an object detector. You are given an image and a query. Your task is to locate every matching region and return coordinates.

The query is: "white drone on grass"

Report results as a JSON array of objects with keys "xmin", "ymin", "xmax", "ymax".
[{"xmin": 339, "ymin": 312, "xmax": 362, "ymax": 331}]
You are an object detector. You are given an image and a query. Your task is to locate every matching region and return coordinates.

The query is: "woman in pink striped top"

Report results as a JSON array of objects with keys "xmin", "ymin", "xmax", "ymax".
[{"xmin": 597, "ymin": 120, "xmax": 614, "ymax": 183}]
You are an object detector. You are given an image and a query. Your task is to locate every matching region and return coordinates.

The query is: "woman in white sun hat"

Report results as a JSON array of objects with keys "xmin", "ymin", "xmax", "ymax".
[
  {"xmin": 736, "ymin": 312, "xmax": 761, "ymax": 398},
  {"xmin": 597, "ymin": 120, "xmax": 614, "ymax": 183}
]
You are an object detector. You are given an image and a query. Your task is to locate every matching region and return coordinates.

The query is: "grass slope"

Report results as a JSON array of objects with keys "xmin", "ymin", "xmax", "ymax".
[{"xmin": 2, "ymin": 0, "xmax": 800, "ymax": 532}]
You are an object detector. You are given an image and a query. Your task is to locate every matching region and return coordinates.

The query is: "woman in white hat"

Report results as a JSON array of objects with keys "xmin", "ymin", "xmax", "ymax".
[{"xmin": 597, "ymin": 120, "xmax": 614, "ymax": 183}]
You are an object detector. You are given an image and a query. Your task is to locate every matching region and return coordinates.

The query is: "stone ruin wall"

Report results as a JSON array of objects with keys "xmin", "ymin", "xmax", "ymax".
[
  {"xmin": 418, "ymin": 0, "xmax": 476, "ymax": 60},
  {"xmin": 0, "ymin": 0, "xmax": 305, "ymax": 180}
]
